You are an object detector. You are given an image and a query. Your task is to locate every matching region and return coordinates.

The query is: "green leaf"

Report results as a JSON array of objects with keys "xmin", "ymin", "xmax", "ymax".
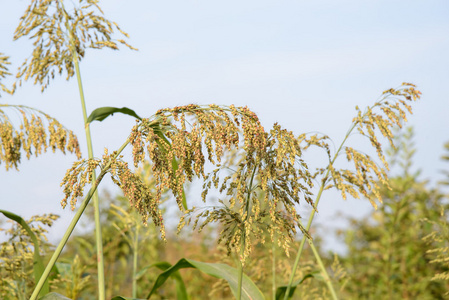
[
  {"xmin": 0, "ymin": 209, "xmax": 49, "ymax": 297},
  {"xmin": 276, "ymin": 272, "xmax": 322, "ymax": 299},
  {"xmin": 137, "ymin": 261, "xmax": 188, "ymax": 300},
  {"xmin": 147, "ymin": 258, "xmax": 264, "ymax": 300},
  {"xmin": 111, "ymin": 297, "xmax": 146, "ymax": 300},
  {"xmin": 39, "ymin": 292, "xmax": 72, "ymax": 300},
  {"xmin": 86, "ymin": 106, "xmax": 141, "ymax": 124}
]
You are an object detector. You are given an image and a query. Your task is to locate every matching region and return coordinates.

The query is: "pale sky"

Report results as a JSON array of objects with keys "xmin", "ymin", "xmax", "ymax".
[{"xmin": 1, "ymin": 1, "xmax": 448, "ymax": 251}]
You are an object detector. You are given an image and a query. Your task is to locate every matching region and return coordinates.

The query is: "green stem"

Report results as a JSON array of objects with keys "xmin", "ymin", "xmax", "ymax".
[
  {"xmin": 73, "ymin": 50, "xmax": 106, "ymax": 300},
  {"xmin": 237, "ymin": 256, "xmax": 244, "ymax": 300},
  {"xmin": 307, "ymin": 238, "xmax": 338, "ymax": 300},
  {"xmin": 29, "ymin": 141, "xmax": 129, "ymax": 300},
  {"xmin": 283, "ymin": 122, "xmax": 357, "ymax": 300}
]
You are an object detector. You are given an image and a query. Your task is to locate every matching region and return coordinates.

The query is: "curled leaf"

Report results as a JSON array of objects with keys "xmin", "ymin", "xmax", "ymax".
[
  {"xmin": 87, "ymin": 106, "xmax": 142, "ymax": 124},
  {"xmin": 147, "ymin": 258, "xmax": 264, "ymax": 300}
]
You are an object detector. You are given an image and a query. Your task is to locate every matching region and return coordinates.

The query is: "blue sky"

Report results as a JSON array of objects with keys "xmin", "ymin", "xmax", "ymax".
[{"xmin": 1, "ymin": 1, "xmax": 448, "ymax": 251}]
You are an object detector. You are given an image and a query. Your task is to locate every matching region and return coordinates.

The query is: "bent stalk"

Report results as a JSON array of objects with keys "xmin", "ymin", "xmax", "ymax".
[
  {"xmin": 283, "ymin": 123, "xmax": 356, "ymax": 300},
  {"xmin": 30, "ymin": 140, "xmax": 130, "ymax": 300},
  {"xmin": 308, "ymin": 236, "xmax": 339, "ymax": 299}
]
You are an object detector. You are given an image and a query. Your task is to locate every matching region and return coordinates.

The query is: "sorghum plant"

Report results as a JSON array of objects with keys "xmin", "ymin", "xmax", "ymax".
[
  {"xmin": 54, "ymin": 103, "xmax": 316, "ymax": 299},
  {"xmin": 178, "ymin": 121, "xmax": 315, "ymax": 263},
  {"xmin": 284, "ymin": 83, "xmax": 421, "ymax": 299},
  {"xmin": 55, "ymin": 83, "xmax": 421, "ymax": 299},
  {"xmin": 13, "ymin": 2, "xmax": 136, "ymax": 298},
  {"xmin": 61, "ymin": 104, "xmax": 315, "ymax": 253}
]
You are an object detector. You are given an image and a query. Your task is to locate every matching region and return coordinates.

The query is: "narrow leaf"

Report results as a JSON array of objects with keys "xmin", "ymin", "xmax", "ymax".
[
  {"xmin": 111, "ymin": 297, "xmax": 146, "ymax": 300},
  {"xmin": 147, "ymin": 258, "xmax": 264, "ymax": 300},
  {"xmin": 86, "ymin": 106, "xmax": 141, "ymax": 124},
  {"xmin": 0, "ymin": 209, "xmax": 49, "ymax": 297},
  {"xmin": 276, "ymin": 272, "xmax": 322, "ymax": 299},
  {"xmin": 135, "ymin": 261, "xmax": 188, "ymax": 300}
]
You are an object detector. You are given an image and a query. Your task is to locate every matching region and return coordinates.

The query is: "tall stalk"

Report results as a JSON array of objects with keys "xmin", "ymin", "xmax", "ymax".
[
  {"xmin": 283, "ymin": 123, "xmax": 356, "ymax": 300},
  {"xmin": 308, "ymin": 238, "xmax": 338, "ymax": 299},
  {"xmin": 30, "ymin": 140, "xmax": 130, "ymax": 300},
  {"xmin": 63, "ymin": 7, "xmax": 106, "ymax": 299},
  {"xmin": 73, "ymin": 47, "xmax": 106, "ymax": 300}
]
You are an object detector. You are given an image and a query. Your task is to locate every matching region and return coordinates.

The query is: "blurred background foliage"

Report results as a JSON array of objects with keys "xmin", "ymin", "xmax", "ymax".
[{"xmin": 337, "ymin": 127, "xmax": 449, "ymax": 299}]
